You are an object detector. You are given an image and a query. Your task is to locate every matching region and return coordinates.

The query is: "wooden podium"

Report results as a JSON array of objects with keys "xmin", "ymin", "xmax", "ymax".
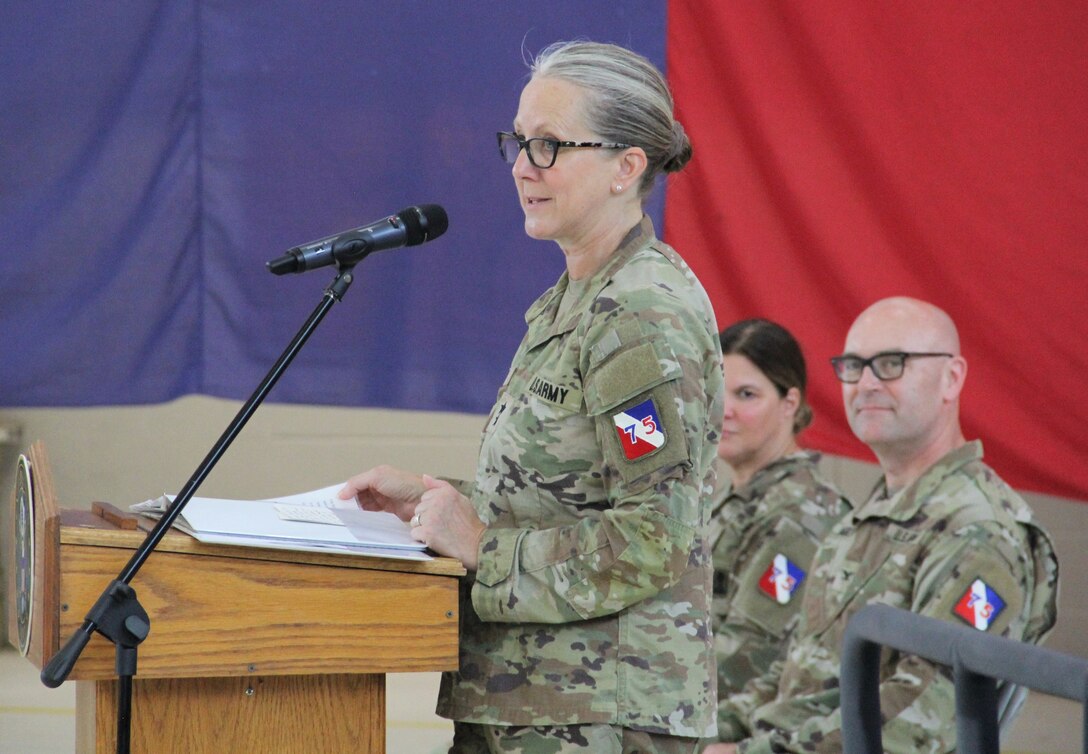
[{"xmin": 5, "ymin": 442, "xmax": 464, "ymax": 753}]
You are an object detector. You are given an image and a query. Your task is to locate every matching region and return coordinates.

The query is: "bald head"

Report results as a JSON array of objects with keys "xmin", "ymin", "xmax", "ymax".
[{"xmin": 847, "ymin": 297, "xmax": 960, "ymax": 357}]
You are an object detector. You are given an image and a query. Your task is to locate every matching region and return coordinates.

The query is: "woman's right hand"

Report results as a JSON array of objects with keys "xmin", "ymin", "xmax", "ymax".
[{"xmin": 338, "ymin": 464, "xmax": 426, "ymax": 523}]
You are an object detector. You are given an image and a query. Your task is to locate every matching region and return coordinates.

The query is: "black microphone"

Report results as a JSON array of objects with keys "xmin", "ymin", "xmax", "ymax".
[{"xmin": 267, "ymin": 204, "xmax": 449, "ymax": 275}]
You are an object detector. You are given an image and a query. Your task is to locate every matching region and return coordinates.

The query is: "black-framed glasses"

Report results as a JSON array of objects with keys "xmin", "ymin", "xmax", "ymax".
[
  {"xmin": 496, "ymin": 131, "xmax": 632, "ymax": 169},
  {"xmin": 830, "ymin": 351, "xmax": 953, "ymax": 383}
]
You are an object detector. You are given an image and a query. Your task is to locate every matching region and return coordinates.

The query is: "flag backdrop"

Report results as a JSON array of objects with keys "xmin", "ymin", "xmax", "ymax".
[
  {"xmin": 666, "ymin": 2, "xmax": 1088, "ymax": 502},
  {"xmin": 1, "ymin": 2, "xmax": 1084, "ymax": 501}
]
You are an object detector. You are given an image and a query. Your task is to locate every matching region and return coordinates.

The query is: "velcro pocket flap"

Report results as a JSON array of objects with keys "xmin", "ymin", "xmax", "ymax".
[{"xmin": 584, "ymin": 339, "xmax": 681, "ymax": 415}]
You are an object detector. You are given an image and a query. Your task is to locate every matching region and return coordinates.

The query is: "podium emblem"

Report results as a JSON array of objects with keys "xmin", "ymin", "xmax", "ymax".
[{"xmin": 14, "ymin": 454, "xmax": 35, "ymax": 656}]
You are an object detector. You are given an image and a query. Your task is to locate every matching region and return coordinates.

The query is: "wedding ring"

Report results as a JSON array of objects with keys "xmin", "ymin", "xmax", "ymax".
[{"xmin": 410, "ymin": 513, "xmax": 421, "ymax": 528}]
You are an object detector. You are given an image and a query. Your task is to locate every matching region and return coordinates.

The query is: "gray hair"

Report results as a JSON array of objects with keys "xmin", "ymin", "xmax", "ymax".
[{"xmin": 530, "ymin": 40, "xmax": 692, "ymax": 197}]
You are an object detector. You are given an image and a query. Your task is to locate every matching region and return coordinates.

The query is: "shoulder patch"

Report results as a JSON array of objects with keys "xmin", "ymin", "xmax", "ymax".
[
  {"xmin": 758, "ymin": 554, "xmax": 806, "ymax": 605},
  {"xmin": 953, "ymin": 578, "xmax": 1006, "ymax": 630},
  {"xmin": 612, "ymin": 398, "xmax": 666, "ymax": 460}
]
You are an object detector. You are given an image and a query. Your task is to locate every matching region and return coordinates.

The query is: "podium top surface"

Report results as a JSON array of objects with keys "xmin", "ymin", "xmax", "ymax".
[
  {"xmin": 60, "ymin": 507, "xmax": 466, "ymax": 577},
  {"xmin": 17, "ymin": 506, "xmax": 466, "ymax": 679}
]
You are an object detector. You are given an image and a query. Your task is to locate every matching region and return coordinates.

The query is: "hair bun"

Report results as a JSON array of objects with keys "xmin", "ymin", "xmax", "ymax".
[{"xmin": 663, "ymin": 120, "xmax": 693, "ymax": 173}]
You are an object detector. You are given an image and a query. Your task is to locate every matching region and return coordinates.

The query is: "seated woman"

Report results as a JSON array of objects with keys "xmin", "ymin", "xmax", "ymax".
[{"xmin": 705, "ymin": 319, "xmax": 851, "ymax": 746}]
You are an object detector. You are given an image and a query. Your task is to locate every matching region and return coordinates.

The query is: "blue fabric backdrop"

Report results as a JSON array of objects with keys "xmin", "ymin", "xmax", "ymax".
[
  {"xmin": 8, "ymin": 2, "xmax": 1084, "ymax": 500},
  {"xmin": 0, "ymin": 1, "xmax": 666, "ymax": 412}
]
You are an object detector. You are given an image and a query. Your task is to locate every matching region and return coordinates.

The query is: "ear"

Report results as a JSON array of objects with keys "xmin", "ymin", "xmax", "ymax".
[
  {"xmin": 614, "ymin": 146, "xmax": 648, "ymax": 189},
  {"xmin": 782, "ymin": 386, "xmax": 801, "ymax": 420},
  {"xmin": 942, "ymin": 355, "xmax": 967, "ymax": 403}
]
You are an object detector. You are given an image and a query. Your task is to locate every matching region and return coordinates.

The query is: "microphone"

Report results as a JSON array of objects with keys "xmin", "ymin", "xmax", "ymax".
[{"xmin": 267, "ymin": 204, "xmax": 448, "ymax": 275}]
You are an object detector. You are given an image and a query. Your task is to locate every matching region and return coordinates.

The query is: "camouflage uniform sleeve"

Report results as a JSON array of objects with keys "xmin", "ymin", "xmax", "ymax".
[
  {"xmin": 472, "ymin": 313, "xmax": 715, "ymax": 624},
  {"xmin": 472, "ymin": 480, "xmax": 696, "ymax": 623},
  {"xmin": 714, "ymin": 516, "xmax": 822, "ymax": 740},
  {"xmin": 714, "ymin": 471, "xmax": 848, "ymax": 742},
  {"xmin": 740, "ymin": 521, "xmax": 1035, "ymax": 754},
  {"xmin": 735, "ymin": 733, "xmax": 782, "ymax": 754},
  {"xmin": 863, "ymin": 521, "xmax": 1033, "ymax": 753},
  {"xmin": 716, "ymin": 656, "xmax": 787, "ymax": 742}
]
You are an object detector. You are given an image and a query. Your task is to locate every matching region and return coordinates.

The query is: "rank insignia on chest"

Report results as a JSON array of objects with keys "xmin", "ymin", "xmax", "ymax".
[
  {"xmin": 612, "ymin": 398, "xmax": 666, "ymax": 461},
  {"xmin": 953, "ymin": 578, "xmax": 1006, "ymax": 631},
  {"xmin": 758, "ymin": 553, "xmax": 805, "ymax": 605}
]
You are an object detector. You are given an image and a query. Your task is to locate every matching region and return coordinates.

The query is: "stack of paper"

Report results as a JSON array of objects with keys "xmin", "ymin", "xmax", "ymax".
[{"xmin": 130, "ymin": 483, "xmax": 429, "ymax": 561}]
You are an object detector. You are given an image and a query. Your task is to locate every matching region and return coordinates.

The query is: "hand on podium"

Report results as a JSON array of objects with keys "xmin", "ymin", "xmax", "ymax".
[
  {"xmin": 338, "ymin": 465, "xmax": 428, "ymax": 522},
  {"xmin": 412, "ymin": 475, "xmax": 486, "ymax": 569},
  {"xmin": 339, "ymin": 467, "xmax": 486, "ymax": 568}
]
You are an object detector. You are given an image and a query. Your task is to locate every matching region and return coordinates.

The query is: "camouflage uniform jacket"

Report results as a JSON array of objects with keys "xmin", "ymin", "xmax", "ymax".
[
  {"xmin": 734, "ymin": 441, "xmax": 1059, "ymax": 753},
  {"xmin": 707, "ymin": 452, "xmax": 850, "ymax": 741},
  {"xmin": 436, "ymin": 217, "xmax": 725, "ymax": 737}
]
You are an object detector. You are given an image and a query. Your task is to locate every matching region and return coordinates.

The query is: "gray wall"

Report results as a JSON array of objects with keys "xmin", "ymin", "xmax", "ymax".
[{"xmin": 1, "ymin": 398, "xmax": 1082, "ymax": 657}]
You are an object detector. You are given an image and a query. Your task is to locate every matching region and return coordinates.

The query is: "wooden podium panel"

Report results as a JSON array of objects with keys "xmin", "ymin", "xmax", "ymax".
[
  {"xmin": 55, "ymin": 524, "xmax": 463, "ymax": 679},
  {"xmin": 6, "ymin": 442, "xmax": 465, "ymax": 753},
  {"xmin": 76, "ymin": 673, "xmax": 384, "ymax": 753}
]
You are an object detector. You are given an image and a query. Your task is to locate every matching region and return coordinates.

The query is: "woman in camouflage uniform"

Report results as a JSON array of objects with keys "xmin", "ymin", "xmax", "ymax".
[
  {"xmin": 341, "ymin": 41, "xmax": 725, "ymax": 753},
  {"xmin": 703, "ymin": 319, "xmax": 850, "ymax": 751}
]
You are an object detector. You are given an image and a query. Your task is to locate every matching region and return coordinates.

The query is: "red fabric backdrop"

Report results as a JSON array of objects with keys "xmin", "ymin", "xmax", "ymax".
[{"xmin": 665, "ymin": 1, "xmax": 1088, "ymax": 501}]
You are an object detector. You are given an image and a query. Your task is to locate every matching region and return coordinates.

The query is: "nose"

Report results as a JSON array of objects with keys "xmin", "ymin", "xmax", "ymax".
[
  {"xmin": 855, "ymin": 363, "xmax": 884, "ymax": 389},
  {"xmin": 721, "ymin": 394, "xmax": 736, "ymax": 418},
  {"xmin": 512, "ymin": 146, "xmax": 536, "ymax": 180}
]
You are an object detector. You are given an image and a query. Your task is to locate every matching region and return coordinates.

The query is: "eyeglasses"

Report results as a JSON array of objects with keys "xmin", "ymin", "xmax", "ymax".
[
  {"xmin": 496, "ymin": 131, "xmax": 631, "ymax": 169},
  {"xmin": 830, "ymin": 351, "xmax": 953, "ymax": 383}
]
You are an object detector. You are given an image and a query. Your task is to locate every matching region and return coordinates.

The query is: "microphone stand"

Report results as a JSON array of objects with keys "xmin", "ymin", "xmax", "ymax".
[{"xmin": 41, "ymin": 264, "xmax": 359, "ymax": 754}]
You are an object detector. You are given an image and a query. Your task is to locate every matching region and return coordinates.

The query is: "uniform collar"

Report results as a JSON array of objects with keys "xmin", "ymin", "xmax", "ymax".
[
  {"xmin": 725, "ymin": 450, "xmax": 821, "ymax": 502},
  {"xmin": 523, "ymin": 215, "xmax": 656, "ymax": 342},
  {"xmin": 856, "ymin": 440, "xmax": 984, "ymax": 522}
]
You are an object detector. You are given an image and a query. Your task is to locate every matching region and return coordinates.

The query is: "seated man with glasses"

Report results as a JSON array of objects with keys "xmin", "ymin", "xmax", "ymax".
[{"xmin": 705, "ymin": 296, "xmax": 1058, "ymax": 754}]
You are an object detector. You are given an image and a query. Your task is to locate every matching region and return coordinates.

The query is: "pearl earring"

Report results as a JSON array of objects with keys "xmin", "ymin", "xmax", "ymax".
[{"xmin": 614, "ymin": 184, "xmax": 623, "ymax": 193}]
